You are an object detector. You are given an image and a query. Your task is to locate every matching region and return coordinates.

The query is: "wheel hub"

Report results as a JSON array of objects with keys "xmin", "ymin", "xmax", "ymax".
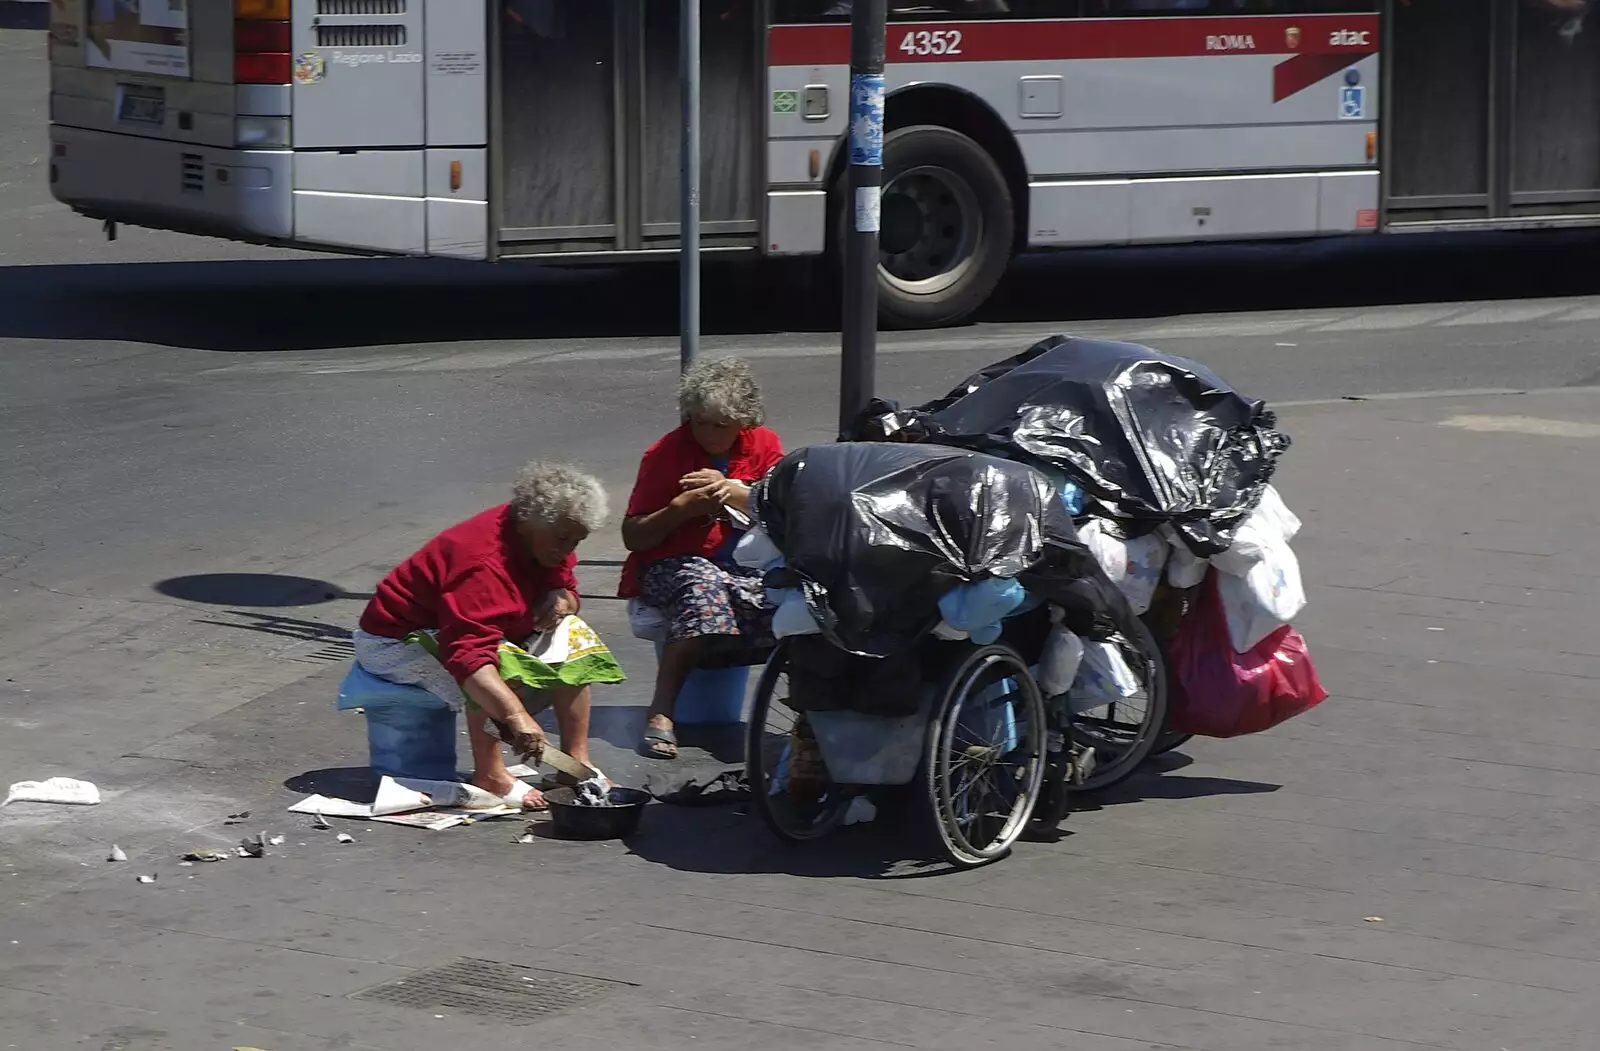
[{"xmin": 878, "ymin": 165, "xmax": 981, "ymax": 297}]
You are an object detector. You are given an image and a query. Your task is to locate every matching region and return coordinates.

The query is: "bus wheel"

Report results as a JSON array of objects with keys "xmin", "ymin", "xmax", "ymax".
[{"xmin": 870, "ymin": 125, "xmax": 1014, "ymax": 330}]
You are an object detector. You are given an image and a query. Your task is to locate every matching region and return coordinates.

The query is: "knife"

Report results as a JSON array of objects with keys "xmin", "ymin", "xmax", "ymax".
[{"xmin": 485, "ymin": 717, "xmax": 600, "ymax": 782}]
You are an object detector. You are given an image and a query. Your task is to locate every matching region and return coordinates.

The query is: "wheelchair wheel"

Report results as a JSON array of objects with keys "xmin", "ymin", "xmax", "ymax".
[
  {"xmin": 745, "ymin": 641, "xmax": 854, "ymax": 842},
  {"xmin": 922, "ymin": 643, "xmax": 1048, "ymax": 868},
  {"xmin": 1151, "ymin": 731, "xmax": 1193, "ymax": 756},
  {"xmin": 1064, "ymin": 613, "xmax": 1170, "ymax": 794}
]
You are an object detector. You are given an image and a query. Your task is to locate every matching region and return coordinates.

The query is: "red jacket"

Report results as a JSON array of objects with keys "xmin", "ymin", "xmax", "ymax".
[
  {"xmin": 359, "ymin": 503, "xmax": 579, "ymax": 684},
  {"xmin": 618, "ymin": 423, "xmax": 785, "ymax": 597}
]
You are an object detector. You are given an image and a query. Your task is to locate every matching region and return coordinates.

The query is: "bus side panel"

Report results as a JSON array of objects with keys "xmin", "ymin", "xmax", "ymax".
[
  {"xmin": 50, "ymin": 125, "xmax": 294, "ymax": 240},
  {"xmin": 289, "ymin": 0, "xmax": 427, "ymax": 253},
  {"xmin": 423, "ymin": 0, "xmax": 488, "ymax": 259},
  {"xmin": 767, "ymin": 14, "xmax": 1382, "ymax": 251}
]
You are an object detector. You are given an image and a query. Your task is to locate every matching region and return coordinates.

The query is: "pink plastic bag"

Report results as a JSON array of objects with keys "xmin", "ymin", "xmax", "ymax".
[{"xmin": 1167, "ymin": 571, "xmax": 1328, "ymax": 738}]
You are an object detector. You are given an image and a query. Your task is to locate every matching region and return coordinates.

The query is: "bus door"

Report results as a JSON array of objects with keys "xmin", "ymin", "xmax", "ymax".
[
  {"xmin": 495, "ymin": 0, "xmax": 765, "ymax": 258},
  {"xmin": 1385, "ymin": 0, "xmax": 1600, "ymax": 226}
]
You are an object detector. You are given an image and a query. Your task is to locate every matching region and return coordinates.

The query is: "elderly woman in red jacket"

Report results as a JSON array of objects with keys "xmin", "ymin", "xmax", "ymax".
[
  {"xmin": 620, "ymin": 357, "xmax": 784, "ymax": 759},
  {"xmin": 353, "ymin": 461, "xmax": 609, "ymax": 807}
]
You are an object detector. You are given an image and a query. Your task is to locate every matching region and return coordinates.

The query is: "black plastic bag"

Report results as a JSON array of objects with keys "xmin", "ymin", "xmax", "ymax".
[
  {"xmin": 852, "ymin": 335, "xmax": 1290, "ymax": 556},
  {"xmin": 753, "ymin": 443, "xmax": 1082, "ymax": 658}
]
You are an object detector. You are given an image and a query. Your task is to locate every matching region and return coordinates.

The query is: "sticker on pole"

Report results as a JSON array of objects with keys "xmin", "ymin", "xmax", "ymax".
[
  {"xmin": 1339, "ymin": 84, "xmax": 1366, "ymax": 120},
  {"xmin": 849, "ymin": 73, "xmax": 885, "ymax": 167},
  {"xmin": 855, "ymin": 186, "xmax": 881, "ymax": 233}
]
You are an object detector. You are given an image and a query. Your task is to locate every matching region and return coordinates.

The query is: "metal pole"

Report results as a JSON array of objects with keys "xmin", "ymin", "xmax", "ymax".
[
  {"xmin": 838, "ymin": 0, "xmax": 886, "ymax": 438},
  {"xmin": 679, "ymin": 0, "xmax": 701, "ymax": 372}
]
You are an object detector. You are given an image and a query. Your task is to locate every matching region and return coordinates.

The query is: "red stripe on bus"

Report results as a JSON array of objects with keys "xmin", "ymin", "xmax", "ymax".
[
  {"xmin": 1272, "ymin": 51, "xmax": 1361, "ymax": 102},
  {"xmin": 768, "ymin": 14, "xmax": 1379, "ymax": 66}
]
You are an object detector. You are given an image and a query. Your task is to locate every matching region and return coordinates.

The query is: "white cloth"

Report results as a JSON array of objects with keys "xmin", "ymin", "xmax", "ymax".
[{"xmin": 351, "ymin": 629, "xmax": 465, "ymax": 711}]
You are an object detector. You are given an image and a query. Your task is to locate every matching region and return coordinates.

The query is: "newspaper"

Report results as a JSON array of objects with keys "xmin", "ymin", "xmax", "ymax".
[{"xmin": 288, "ymin": 776, "xmax": 519, "ymax": 831}]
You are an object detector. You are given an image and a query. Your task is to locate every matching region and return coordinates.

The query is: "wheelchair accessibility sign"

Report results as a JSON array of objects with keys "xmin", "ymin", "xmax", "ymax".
[{"xmin": 1339, "ymin": 84, "xmax": 1367, "ymax": 120}]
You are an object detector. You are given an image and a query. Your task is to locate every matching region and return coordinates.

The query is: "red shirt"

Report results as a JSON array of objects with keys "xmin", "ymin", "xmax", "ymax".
[
  {"xmin": 618, "ymin": 423, "xmax": 785, "ymax": 597},
  {"xmin": 359, "ymin": 503, "xmax": 579, "ymax": 684}
]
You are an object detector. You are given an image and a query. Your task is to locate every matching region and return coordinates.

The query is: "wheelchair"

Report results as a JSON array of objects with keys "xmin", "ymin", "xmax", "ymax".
[{"xmin": 743, "ymin": 589, "xmax": 1170, "ymax": 869}]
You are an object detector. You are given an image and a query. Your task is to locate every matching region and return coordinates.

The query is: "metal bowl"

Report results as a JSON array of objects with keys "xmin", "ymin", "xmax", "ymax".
[{"xmin": 543, "ymin": 786, "xmax": 650, "ymax": 840}]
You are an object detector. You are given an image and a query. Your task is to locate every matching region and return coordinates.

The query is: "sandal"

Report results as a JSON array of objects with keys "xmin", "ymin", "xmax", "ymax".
[
  {"xmin": 502, "ymin": 779, "xmax": 548, "ymax": 811},
  {"xmin": 639, "ymin": 726, "xmax": 678, "ymax": 760}
]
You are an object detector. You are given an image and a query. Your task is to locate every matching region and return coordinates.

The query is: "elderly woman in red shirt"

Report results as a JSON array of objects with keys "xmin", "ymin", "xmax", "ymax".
[
  {"xmin": 353, "ymin": 461, "xmax": 609, "ymax": 807},
  {"xmin": 620, "ymin": 358, "xmax": 785, "ymax": 759}
]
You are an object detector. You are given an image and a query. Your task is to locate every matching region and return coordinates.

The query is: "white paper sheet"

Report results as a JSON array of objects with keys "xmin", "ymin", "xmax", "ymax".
[{"xmin": 287, "ymin": 776, "xmax": 520, "ymax": 829}]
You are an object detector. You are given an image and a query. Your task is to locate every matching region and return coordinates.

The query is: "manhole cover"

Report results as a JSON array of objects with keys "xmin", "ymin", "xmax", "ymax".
[{"xmin": 352, "ymin": 958, "xmax": 632, "ymax": 1024}]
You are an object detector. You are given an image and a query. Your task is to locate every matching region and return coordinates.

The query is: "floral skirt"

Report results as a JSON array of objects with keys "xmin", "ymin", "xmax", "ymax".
[{"xmin": 638, "ymin": 555, "xmax": 773, "ymax": 644}]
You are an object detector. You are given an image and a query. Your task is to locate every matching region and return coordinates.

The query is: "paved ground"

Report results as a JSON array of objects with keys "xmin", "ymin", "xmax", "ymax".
[{"xmin": 6, "ymin": 26, "xmax": 1600, "ymax": 1051}]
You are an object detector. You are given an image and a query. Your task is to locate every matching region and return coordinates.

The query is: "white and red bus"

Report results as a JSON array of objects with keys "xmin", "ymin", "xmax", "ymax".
[{"xmin": 45, "ymin": 0, "xmax": 1600, "ymax": 328}]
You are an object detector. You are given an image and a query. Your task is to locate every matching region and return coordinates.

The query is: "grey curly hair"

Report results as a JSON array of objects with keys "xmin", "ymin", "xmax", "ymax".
[
  {"xmin": 510, "ymin": 461, "xmax": 609, "ymax": 533},
  {"xmin": 678, "ymin": 356, "xmax": 765, "ymax": 428}
]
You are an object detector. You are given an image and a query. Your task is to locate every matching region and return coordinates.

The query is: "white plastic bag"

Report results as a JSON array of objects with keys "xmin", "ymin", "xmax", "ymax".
[
  {"xmin": 1037, "ymin": 626, "xmax": 1086, "ymax": 697},
  {"xmin": 1066, "ymin": 641, "xmax": 1141, "ymax": 714},
  {"xmin": 1161, "ymin": 525, "xmax": 1211, "ymax": 589},
  {"xmin": 625, "ymin": 598, "xmax": 670, "ymax": 643},
  {"xmin": 1214, "ymin": 485, "xmax": 1302, "ymax": 576},
  {"xmin": 733, "ymin": 525, "xmax": 784, "ymax": 571},
  {"xmin": 1080, "ymin": 519, "xmax": 1125, "ymax": 587},
  {"xmin": 771, "ymin": 589, "xmax": 821, "ymax": 638},
  {"xmin": 1217, "ymin": 541, "xmax": 1306, "ymax": 652},
  {"xmin": 1079, "ymin": 520, "xmax": 1167, "ymax": 616}
]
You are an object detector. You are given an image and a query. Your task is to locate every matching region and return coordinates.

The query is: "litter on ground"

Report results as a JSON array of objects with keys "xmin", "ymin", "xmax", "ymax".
[
  {"xmin": 289, "ymin": 775, "xmax": 521, "ymax": 831},
  {"xmin": 182, "ymin": 850, "xmax": 229, "ymax": 863},
  {"xmin": 3, "ymin": 778, "xmax": 101, "ymax": 807}
]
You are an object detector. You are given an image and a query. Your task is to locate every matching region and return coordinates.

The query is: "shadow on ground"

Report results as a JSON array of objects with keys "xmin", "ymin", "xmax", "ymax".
[
  {"xmin": 155, "ymin": 572, "xmax": 371, "ymax": 606},
  {"xmin": 8, "ymin": 229, "xmax": 1600, "ymax": 352},
  {"xmin": 622, "ymin": 797, "xmax": 967, "ymax": 880}
]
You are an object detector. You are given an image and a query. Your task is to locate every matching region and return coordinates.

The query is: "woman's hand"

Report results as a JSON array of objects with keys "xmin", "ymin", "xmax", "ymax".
[
  {"xmin": 679, "ymin": 468, "xmax": 726, "ymax": 491},
  {"xmin": 496, "ymin": 710, "xmax": 547, "ymax": 763},
  {"xmin": 673, "ymin": 483, "xmax": 726, "ymax": 518},
  {"xmin": 712, "ymin": 479, "xmax": 752, "ymax": 516},
  {"xmin": 532, "ymin": 588, "xmax": 578, "ymax": 633}
]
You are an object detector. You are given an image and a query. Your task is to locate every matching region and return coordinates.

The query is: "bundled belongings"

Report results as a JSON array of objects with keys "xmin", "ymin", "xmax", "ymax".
[
  {"xmin": 852, "ymin": 334, "xmax": 1291, "ymax": 557},
  {"xmin": 850, "ymin": 334, "xmax": 1324, "ymax": 741},
  {"xmin": 752, "ymin": 442, "xmax": 1070, "ymax": 659},
  {"xmin": 1167, "ymin": 571, "xmax": 1326, "ymax": 738},
  {"xmin": 746, "ymin": 442, "xmax": 1134, "ymax": 718}
]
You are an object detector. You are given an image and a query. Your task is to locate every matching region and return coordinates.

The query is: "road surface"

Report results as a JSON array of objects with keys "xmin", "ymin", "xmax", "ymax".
[{"xmin": 4, "ymin": 27, "xmax": 1600, "ymax": 1051}]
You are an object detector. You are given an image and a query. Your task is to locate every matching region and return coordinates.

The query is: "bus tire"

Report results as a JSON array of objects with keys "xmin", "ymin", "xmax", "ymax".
[{"xmin": 841, "ymin": 124, "xmax": 1014, "ymax": 330}]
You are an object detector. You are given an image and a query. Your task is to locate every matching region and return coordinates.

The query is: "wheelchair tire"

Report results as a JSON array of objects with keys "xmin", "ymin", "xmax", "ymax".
[
  {"xmin": 745, "ymin": 641, "xmax": 854, "ymax": 843},
  {"xmin": 1063, "ymin": 612, "xmax": 1171, "ymax": 794},
  {"xmin": 921, "ymin": 643, "xmax": 1048, "ymax": 868}
]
